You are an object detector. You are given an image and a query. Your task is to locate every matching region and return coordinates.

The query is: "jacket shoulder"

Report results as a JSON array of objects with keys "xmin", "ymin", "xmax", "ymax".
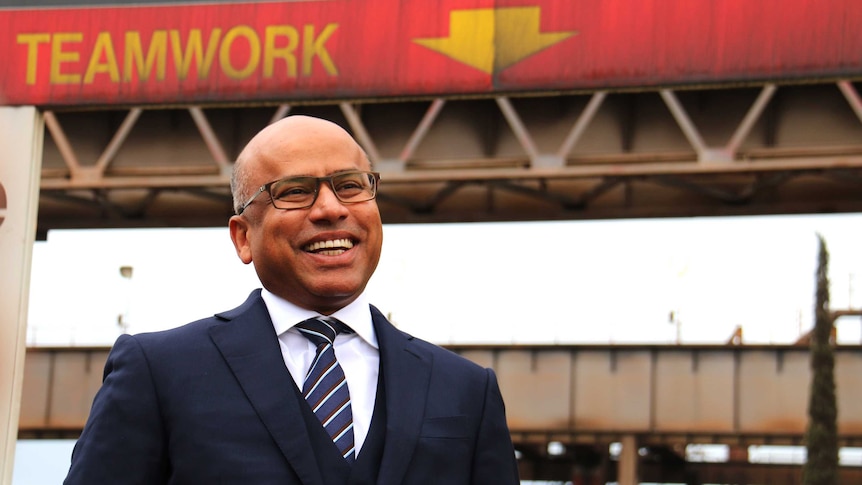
[{"xmin": 127, "ymin": 289, "xmax": 264, "ymax": 350}]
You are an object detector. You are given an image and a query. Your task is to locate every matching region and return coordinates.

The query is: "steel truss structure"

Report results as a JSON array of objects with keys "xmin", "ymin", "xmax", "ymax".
[{"xmin": 36, "ymin": 79, "xmax": 862, "ymax": 234}]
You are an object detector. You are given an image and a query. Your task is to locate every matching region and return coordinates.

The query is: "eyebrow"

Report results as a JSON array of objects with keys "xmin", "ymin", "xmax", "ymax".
[{"xmin": 274, "ymin": 168, "xmax": 367, "ymax": 179}]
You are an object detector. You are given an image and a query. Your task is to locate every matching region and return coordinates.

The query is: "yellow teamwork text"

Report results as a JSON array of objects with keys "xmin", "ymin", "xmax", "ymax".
[{"xmin": 16, "ymin": 23, "xmax": 339, "ymax": 85}]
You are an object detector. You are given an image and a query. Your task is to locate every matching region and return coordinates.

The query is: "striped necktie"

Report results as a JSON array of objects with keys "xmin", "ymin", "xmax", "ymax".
[{"xmin": 295, "ymin": 316, "xmax": 356, "ymax": 463}]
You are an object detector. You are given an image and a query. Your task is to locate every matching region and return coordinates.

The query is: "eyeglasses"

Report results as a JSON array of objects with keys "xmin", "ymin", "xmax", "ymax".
[{"xmin": 237, "ymin": 171, "xmax": 380, "ymax": 215}]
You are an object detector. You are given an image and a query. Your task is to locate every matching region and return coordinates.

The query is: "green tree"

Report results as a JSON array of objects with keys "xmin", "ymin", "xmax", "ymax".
[{"xmin": 802, "ymin": 234, "xmax": 838, "ymax": 485}]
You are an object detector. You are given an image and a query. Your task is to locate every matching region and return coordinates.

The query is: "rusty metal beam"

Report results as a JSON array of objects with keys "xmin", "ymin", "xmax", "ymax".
[
  {"xmin": 21, "ymin": 344, "xmax": 862, "ymax": 446},
  {"xmin": 32, "ymin": 81, "xmax": 862, "ymax": 231}
]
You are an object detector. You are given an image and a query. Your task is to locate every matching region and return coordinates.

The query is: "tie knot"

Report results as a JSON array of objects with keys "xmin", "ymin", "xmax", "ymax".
[{"xmin": 295, "ymin": 316, "xmax": 352, "ymax": 346}]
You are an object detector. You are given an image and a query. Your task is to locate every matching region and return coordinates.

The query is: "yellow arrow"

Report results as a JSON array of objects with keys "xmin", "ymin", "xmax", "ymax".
[{"xmin": 413, "ymin": 6, "xmax": 577, "ymax": 75}]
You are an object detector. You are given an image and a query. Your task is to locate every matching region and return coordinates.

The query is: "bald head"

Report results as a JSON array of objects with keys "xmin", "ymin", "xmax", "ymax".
[{"xmin": 231, "ymin": 115, "xmax": 369, "ymax": 214}]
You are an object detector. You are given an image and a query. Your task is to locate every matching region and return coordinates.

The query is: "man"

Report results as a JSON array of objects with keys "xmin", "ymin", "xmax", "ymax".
[{"xmin": 65, "ymin": 115, "xmax": 520, "ymax": 484}]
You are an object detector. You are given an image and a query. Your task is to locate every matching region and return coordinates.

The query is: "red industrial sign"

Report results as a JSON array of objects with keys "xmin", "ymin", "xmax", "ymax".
[{"xmin": 1, "ymin": 0, "xmax": 860, "ymax": 106}]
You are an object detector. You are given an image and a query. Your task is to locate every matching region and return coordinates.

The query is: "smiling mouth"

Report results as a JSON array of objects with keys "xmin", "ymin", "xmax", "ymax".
[{"xmin": 303, "ymin": 238, "xmax": 355, "ymax": 255}]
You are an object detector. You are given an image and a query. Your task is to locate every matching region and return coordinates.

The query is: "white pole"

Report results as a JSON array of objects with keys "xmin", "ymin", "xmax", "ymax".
[{"xmin": 0, "ymin": 106, "xmax": 44, "ymax": 485}]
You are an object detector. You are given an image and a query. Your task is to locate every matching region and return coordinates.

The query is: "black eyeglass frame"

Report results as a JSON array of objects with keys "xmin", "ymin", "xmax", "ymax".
[{"xmin": 236, "ymin": 171, "xmax": 380, "ymax": 215}]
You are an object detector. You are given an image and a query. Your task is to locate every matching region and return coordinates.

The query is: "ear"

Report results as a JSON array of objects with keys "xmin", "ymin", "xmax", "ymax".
[{"xmin": 229, "ymin": 215, "xmax": 254, "ymax": 264}]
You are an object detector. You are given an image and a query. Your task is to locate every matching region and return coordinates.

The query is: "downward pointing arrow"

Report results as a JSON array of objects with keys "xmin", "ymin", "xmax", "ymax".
[{"xmin": 413, "ymin": 6, "xmax": 577, "ymax": 75}]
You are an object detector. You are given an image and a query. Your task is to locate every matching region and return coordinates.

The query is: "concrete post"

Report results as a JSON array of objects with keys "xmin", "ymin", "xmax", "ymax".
[{"xmin": 0, "ymin": 107, "xmax": 44, "ymax": 485}]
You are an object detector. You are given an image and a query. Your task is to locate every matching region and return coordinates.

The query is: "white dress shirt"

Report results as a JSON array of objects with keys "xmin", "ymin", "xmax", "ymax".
[{"xmin": 261, "ymin": 289, "xmax": 380, "ymax": 455}]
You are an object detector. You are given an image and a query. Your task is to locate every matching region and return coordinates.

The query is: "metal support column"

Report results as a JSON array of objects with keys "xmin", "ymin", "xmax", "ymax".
[
  {"xmin": 618, "ymin": 434, "xmax": 639, "ymax": 485},
  {"xmin": 0, "ymin": 106, "xmax": 43, "ymax": 485}
]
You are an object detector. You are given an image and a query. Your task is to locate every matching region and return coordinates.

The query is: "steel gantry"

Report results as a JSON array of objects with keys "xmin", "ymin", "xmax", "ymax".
[{"xmin": 35, "ymin": 79, "xmax": 862, "ymax": 235}]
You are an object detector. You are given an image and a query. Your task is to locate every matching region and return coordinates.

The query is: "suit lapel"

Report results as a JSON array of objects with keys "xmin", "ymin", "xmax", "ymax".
[
  {"xmin": 208, "ymin": 290, "xmax": 323, "ymax": 485},
  {"xmin": 371, "ymin": 306, "xmax": 433, "ymax": 485}
]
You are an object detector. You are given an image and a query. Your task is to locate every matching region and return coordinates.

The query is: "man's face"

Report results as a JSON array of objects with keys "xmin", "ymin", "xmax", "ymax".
[{"xmin": 229, "ymin": 117, "xmax": 383, "ymax": 314}]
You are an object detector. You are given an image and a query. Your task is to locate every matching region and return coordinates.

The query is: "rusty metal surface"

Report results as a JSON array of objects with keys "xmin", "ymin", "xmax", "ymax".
[
  {"xmin": 23, "ymin": 344, "xmax": 862, "ymax": 482},
  {"xmin": 456, "ymin": 344, "xmax": 862, "ymax": 447},
  {"xmin": 25, "ymin": 81, "xmax": 862, "ymax": 234},
  {"xmin": 20, "ymin": 344, "xmax": 862, "ymax": 447},
  {"xmin": 19, "ymin": 347, "xmax": 108, "ymax": 435}
]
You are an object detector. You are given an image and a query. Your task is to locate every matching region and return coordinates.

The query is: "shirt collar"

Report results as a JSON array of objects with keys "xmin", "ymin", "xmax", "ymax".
[{"xmin": 261, "ymin": 288, "xmax": 378, "ymax": 349}]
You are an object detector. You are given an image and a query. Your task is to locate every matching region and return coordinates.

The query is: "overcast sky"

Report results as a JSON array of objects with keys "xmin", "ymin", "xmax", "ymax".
[{"xmin": 25, "ymin": 212, "xmax": 862, "ymax": 347}]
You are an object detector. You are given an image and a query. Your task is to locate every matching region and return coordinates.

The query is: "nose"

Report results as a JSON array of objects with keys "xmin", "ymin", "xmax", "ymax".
[{"xmin": 308, "ymin": 182, "xmax": 349, "ymax": 222}]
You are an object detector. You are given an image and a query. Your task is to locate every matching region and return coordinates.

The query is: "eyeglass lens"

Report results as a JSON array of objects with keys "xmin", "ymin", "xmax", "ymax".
[{"xmin": 270, "ymin": 172, "xmax": 376, "ymax": 209}]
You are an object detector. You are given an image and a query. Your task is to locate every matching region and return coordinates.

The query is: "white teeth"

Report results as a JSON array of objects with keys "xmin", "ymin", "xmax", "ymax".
[
  {"xmin": 317, "ymin": 249, "xmax": 346, "ymax": 256},
  {"xmin": 304, "ymin": 238, "xmax": 354, "ymax": 253}
]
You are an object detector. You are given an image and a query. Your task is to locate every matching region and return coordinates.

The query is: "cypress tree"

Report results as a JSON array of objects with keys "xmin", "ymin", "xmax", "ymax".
[{"xmin": 802, "ymin": 234, "xmax": 838, "ymax": 485}]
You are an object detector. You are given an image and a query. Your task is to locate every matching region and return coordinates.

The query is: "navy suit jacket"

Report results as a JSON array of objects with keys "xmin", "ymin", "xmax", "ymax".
[{"xmin": 65, "ymin": 290, "xmax": 519, "ymax": 484}]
